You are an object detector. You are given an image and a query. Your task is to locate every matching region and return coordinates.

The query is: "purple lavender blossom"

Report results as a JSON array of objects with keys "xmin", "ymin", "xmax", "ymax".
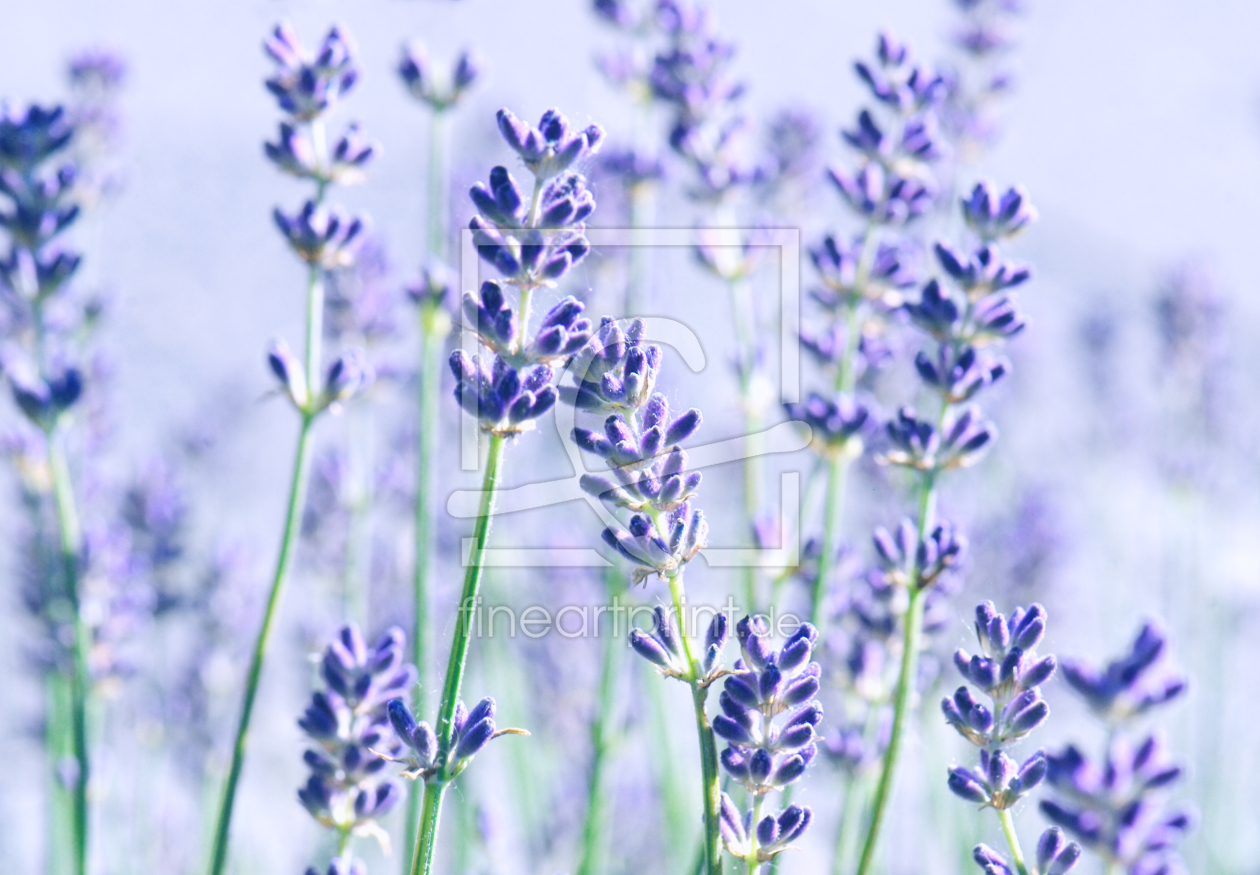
[
  {"xmin": 398, "ymin": 42, "xmax": 482, "ymax": 111},
  {"xmin": 1059, "ymin": 621, "xmax": 1187, "ymax": 724},
  {"xmin": 297, "ymin": 625, "xmax": 414, "ymax": 837},
  {"xmin": 714, "ymin": 617, "xmax": 821, "ymax": 865},
  {"xmin": 1040, "ymin": 734, "xmax": 1192, "ymax": 874}
]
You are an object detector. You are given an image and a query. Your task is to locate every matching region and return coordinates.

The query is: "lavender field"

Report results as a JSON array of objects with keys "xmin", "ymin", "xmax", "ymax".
[{"xmin": 1, "ymin": 2, "xmax": 1257, "ymax": 875}]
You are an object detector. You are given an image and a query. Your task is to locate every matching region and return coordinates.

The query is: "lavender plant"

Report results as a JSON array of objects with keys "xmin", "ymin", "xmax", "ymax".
[
  {"xmin": 298, "ymin": 625, "xmax": 414, "ymax": 874},
  {"xmin": 561, "ymin": 317, "xmax": 725, "ymax": 872},
  {"xmin": 714, "ymin": 617, "xmax": 822, "ymax": 874},
  {"xmin": 388, "ymin": 106, "xmax": 601, "ymax": 875},
  {"xmin": 791, "ymin": 30, "xmax": 948, "ymax": 630},
  {"xmin": 1041, "ymin": 623, "xmax": 1193, "ymax": 875},
  {"xmin": 943, "ymin": 601, "xmax": 1082, "ymax": 875},
  {"xmin": 0, "ymin": 99, "xmax": 94, "ymax": 875},
  {"xmin": 852, "ymin": 178, "xmax": 1037, "ymax": 875},
  {"xmin": 207, "ymin": 24, "xmax": 375, "ymax": 875},
  {"xmin": 396, "ymin": 38, "xmax": 481, "ymax": 866}
]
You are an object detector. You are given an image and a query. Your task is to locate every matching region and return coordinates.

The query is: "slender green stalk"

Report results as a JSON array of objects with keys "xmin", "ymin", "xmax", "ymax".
[
  {"xmin": 207, "ymin": 259, "xmax": 325, "ymax": 875},
  {"xmin": 409, "ymin": 433, "xmax": 506, "ymax": 875},
  {"xmin": 997, "ymin": 809, "xmax": 1030, "ymax": 875},
  {"xmin": 46, "ymin": 429, "xmax": 89, "ymax": 875},
  {"xmin": 853, "ymin": 473, "xmax": 937, "ymax": 875},
  {"xmin": 666, "ymin": 570, "xmax": 723, "ymax": 875},
  {"xmin": 576, "ymin": 569, "xmax": 627, "ymax": 875},
  {"xmin": 45, "ymin": 672, "xmax": 72, "ymax": 875},
  {"xmin": 406, "ymin": 90, "xmax": 454, "ymax": 875}
]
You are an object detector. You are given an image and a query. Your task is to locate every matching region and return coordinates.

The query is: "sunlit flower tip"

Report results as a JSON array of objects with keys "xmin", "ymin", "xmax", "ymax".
[
  {"xmin": 273, "ymin": 201, "xmax": 365, "ymax": 268},
  {"xmin": 1036, "ymin": 828, "xmax": 1083, "ymax": 875},
  {"xmin": 495, "ymin": 107, "xmax": 605, "ymax": 180},
  {"xmin": 323, "ymin": 347, "xmax": 374, "ymax": 406},
  {"xmin": 961, "ymin": 181, "xmax": 1038, "ymax": 241},
  {"xmin": 267, "ymin": 339, "xmax": 308, "ymax": 408},
  {"xmin": 628, "ymin": 605, "xmax": 689, "ymax": 675},
  {"xmin": 601, "ymin": 504, "xmax": 705, "ymax": 582}
]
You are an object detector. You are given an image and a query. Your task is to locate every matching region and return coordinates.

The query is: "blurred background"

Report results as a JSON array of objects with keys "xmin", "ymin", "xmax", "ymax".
[{"xmin": 1, "ymin": 1, "xmax": 1258, "ymax": 874}]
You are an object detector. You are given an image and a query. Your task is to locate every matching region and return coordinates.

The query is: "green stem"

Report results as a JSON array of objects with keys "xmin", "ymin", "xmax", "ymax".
[
  {"xmin": 576, "ymin": 568, "xmax": 627, "ymax": 875},
  {"xmin": 406, "ymin": 300, "xmax": 446, "ymax": 867},
  {"xmin": 208, "ymin": 259, "xmax": 325, "ymax": 875},
  {"xmin": 411, "ymin": 780, "xmax": 446, "ymax": 875},
  {"xmin": 997, "ymin": 809, "xmax": 1030, "ymax": 875},
  {"xmin": 666, "ymin": 570, "xmax": 723, "ymax": 875},
  {"xmin": 853, "ymin": 473, "xmax": 937, "ymax": 875},
  {"xmin": 407, "ymin": 97, "xmax": 454, "ymax": 871},
  {"xmin": 46, "ymin": 671, "xmax": 73, "ymax": 875},
  {"xmin": 46, "ymin": 429, "xmax": 88, "ymax": 875},
  {"xmin": 409, "ymin": 432, "xmax": 506, "ymax": 875}
]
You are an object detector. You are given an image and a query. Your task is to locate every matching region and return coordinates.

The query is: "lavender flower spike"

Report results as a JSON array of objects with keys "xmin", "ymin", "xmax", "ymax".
[{"xmin": 297, "ymin": 625, "xmax": 413, "ymax": 841}]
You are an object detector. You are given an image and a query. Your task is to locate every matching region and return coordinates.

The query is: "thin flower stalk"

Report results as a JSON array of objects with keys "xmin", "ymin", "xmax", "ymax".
[
  {"xmin": 209, "ymin": 24, "xmax": 375, "ymax": 875},
  {"xmin": 397, "ymin": 38, "xmax": 481, "ymax": 865},
  {"xmin": 394, "ymin": 105, "xmax": 602, "ymax": 875},
  {"xmin": 0, "ymin": 99, "xmax": 97, "ymax": 875},
  {"xmin": 854, "ymin": 177, "xmax": 1036, "ymax": 873},
  {"xmin": 563, "ymin": 313, "xmax": 726, "ymax": 873}
]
